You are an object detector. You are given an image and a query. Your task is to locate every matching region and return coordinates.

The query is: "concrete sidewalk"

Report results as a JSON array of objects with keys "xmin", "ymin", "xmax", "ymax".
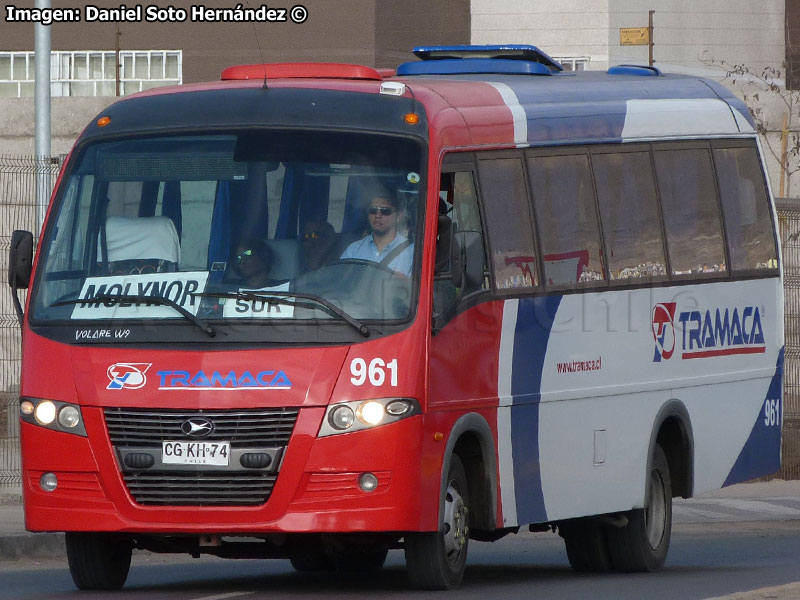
[{"xmin": 0, "ymin": 489, "xmax": 65, "ymax": 560}]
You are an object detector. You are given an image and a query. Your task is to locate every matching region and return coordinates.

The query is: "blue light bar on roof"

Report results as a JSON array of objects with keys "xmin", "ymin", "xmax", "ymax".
[
  {"xmin": 607, "ymin": 64, "xmax": 662, "ymax": 76},
  {"xmin": 412, "ymin": 44, "xmax": 563, "ymax": 72},
  {"xmin": 396, "ymin": 58, "xmax": 553, "ymax": 77}
]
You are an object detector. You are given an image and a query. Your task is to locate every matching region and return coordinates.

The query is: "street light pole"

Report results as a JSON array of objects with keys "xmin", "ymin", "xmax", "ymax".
[{"xmin": 34, "ymin": 0, "xmax": 52, "ymax": 235}]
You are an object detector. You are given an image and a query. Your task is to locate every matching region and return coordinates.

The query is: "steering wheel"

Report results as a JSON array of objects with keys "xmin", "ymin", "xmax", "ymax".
[{"xmin": 328, "ymin": 258, "xmax": 399, "ymax": 276}]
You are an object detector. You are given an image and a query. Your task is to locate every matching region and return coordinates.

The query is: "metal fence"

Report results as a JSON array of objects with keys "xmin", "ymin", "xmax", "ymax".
[
  {"xmin": 776, "ymin": 199, "xmax": 800, "ymax": 480},
  {"xmin": 0, "ymin": 159, "xmax": 799, "ymax": 487},
  {"xmin": 1, "ymin": 155, "xmax": 60, "ymax": 486}
]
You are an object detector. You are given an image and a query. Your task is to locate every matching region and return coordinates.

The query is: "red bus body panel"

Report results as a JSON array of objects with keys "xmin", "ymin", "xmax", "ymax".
[{"xmin": 19, "ymin": 74, "xmax": 521, "ymax": 536}]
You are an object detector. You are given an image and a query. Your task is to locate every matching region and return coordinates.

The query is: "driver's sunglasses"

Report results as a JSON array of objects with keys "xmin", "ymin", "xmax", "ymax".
[
  {"xmin": 235, "ymin": 249, "xmax": 254, "ymax": 264},
  {"xmin": 368, "ymin": 207, "xmax": 393, "ymax": 216},
  {"xmin": 302, "ymin": 231, "xmax": 323, "ymax": 241}
]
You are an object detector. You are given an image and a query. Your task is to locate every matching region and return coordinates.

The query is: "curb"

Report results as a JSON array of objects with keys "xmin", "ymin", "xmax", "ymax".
[
  {"xmin": 703, "ymin": 582, "xmax": 800, "ymax": 600},
  {"xmin": 0, "ymin": 533, "xmax": 65, "ymax": 561}
]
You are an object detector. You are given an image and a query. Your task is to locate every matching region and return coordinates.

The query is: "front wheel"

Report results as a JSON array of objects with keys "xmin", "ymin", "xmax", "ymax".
[
  {"xmin": 607, "ymin": 444, "xmax": 673, "ymax": 572},
  {"xmin": 405, "ymin": 454, "xmax": 470, "ymax": 590},
  {"xmin": 65, "ymin": 532, "xmax": 132, "ymax": 590},
  {"xmin": 289, "ymin": 550, "xmax": 334, "ymax": 572},
  {"xmin": 334, "ymin": 547, "xmax": 389, "ymax": 573}
]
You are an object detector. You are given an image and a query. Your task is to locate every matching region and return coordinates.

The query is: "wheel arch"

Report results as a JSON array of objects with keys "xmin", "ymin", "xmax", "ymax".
[
  {"xmin": 647, "ymin": 399, "xmax": 694, "ymax": 500},
  {"xmin": 440, "ymin": 413, "xmax": 498, "ymax": 533}
]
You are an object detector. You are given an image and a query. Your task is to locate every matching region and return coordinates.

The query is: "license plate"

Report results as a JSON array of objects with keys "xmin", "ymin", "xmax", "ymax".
[{"xmin": 162, "ymin": 441, "xmax": 230, "ymax": 466}]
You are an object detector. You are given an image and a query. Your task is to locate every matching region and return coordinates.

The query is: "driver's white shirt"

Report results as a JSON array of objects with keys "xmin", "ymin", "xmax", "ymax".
[{"xmin": 340, "ymin": 233, "xmax": 413, "ymax": 276}]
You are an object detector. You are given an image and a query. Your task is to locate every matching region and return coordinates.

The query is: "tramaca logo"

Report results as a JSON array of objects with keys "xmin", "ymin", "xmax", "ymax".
[
  {"xmin": 651, "ymin": 303, "xmax": 677, "ymax": 362},
  {"xmin": 106, "ymin": 363, "xmax": 152, "ymax": 390},
  {"xmin": 652, "ymin": 302, "xmax": 767, "ymax": 362}
]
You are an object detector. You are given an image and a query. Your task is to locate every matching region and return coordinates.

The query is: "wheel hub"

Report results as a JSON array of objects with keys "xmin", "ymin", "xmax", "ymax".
[
  {"xmin": 645, "ymin": 467, "xmax": 667, "ymax": 548},
  {"xmin": 442, "ymin": 481, "xmax": 469, "ymax": 564}
]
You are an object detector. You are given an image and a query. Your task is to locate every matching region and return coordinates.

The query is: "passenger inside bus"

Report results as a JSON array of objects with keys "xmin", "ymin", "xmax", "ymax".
[
  {"xmin": 232, "ymin": 238, "xmax": 283, "ymax": 290},
  {"xmin": 340, "ymin": 187, "xmax": 414, "ymax": 276},
  {"xmin": 301, "ymin": 220, "xmax": 355, "ymax": 271}
]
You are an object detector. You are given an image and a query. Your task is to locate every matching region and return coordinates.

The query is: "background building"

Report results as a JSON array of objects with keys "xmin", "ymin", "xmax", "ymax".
[
  {"xmin": 0, "ymin": 0, "xmax": 470, "ymax": 154},
  {"xmin": 472, "ymin": 0, "xmax": 786, "ymax": 74}
]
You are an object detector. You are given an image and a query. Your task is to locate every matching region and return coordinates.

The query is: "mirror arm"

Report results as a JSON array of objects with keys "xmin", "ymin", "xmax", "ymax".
[{"xmin": 11, "ymin": 281, "xmax": 23, "ymax": 327}]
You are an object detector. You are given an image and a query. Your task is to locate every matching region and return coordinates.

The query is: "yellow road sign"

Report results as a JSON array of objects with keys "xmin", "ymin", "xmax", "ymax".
[{"xmin": 620, "ymin": 27, "xmax": 650, "ymax": 46}]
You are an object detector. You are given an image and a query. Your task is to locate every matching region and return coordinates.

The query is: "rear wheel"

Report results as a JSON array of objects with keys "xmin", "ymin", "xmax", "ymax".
[
  {"xmin": 607, "ymin": 444, "xmax": 672, "ymax": 572},
  {"xmin": 560, "ymin": 520, "xmax": 613, "ymax": 572},
  {"xmin": 405, "ymin": 454, "xmax": 470, "ymax": 589},
  {"xmin": 65, "ymin": 532, "xmax": 132, "ymax": 590}
]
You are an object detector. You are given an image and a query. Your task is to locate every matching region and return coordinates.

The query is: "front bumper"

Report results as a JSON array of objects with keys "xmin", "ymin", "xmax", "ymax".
[{"xmin": 22, "ymin": 408, "xmax": 426, "ymax": 534}]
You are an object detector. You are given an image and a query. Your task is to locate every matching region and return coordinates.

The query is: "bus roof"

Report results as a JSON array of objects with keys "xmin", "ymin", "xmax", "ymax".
[
  {"xmin": 81, "ymin": 61, "xmax": 754, "ymax": 151},
  {"xmin": 394, "ymin": 70, "xmax": 755, "ymax": 148}
]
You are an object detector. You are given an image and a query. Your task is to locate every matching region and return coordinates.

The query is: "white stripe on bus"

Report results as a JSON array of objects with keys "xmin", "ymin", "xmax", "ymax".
[
  {"xmin": 488, "ymin": 82, "xmax": 528, "ymax": 147},
  {"xmin": 498, "ymin": 298, "xmax": 519, "ymax": 526}
]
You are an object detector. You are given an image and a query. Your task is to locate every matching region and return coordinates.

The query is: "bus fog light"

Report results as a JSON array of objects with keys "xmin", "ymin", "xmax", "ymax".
[
  {"xmin": 20, "ymin": 400, "xmax": 34, "ymax": 416},
  {"xmin": 58, "ymin": 406, "xmax": 81, "ymax": 429},
  {"xmin": 40, "ymin": 472, "xmax": 58, "ymax": 492},
  {"xmin": 329, "ymin": 405, "xmax": 355, "ymax": 430},
  {"xmin": 358, "ymin": 401, "xmax": 385, "ymax": 426},
  {"xmin": 358, "ymin": 472, "xmax": 379, "ymax": 492},
  {"xmin": 34, "ymin": 401, "xmax": 56, "ymax": 425}
]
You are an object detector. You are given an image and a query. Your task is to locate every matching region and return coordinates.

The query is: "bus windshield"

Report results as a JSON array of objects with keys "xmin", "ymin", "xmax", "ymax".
[{"xmin": 31, "ymin": 130, "xmax": 425, "ymax": 339}]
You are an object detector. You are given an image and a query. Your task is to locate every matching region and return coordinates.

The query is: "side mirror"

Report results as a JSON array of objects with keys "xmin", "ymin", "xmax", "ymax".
[
  {"xmin": 9, "ymin": 230, "xmax": 33, "ymax": 289},
  {"xmin": 452, "ymin": 230, "xmax": 485, "ymax": 291}
]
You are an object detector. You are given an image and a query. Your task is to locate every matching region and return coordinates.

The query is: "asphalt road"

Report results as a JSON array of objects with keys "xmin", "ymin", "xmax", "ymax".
[{"xmin": 1, "ymin": 520, "xmax": 799, "ymax": 600}]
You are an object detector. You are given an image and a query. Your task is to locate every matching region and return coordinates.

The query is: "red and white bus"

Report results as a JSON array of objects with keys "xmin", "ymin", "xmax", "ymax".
[{"xmin": 9, "ymin": 45, "xmax": 783, "ymax": 590}]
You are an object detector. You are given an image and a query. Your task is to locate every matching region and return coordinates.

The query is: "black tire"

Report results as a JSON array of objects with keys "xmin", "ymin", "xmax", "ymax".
[
  {"xmin": 405, "ymin": 454, "xmax": 470, "ymax": 590},
  {"xmin": 607, "ymin": 444, "xmax": 673, "ymax": 572},
  {"xmin": 289, "ymin": 550, "xmax": 335, "ymax": 572},
  {"xmin": 65, "ymin": 532, "xmax": 132, "ymax": 590},
  {"xmin": 560, "ymin": 520, "xmax": 613, "ymax": 572},
  {"xmin": 334, "ymin": 547, "xmax": 389, "ymax": 573}
]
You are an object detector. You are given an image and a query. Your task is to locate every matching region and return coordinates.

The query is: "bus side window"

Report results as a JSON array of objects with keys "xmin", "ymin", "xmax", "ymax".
[
  {"xmin": 527, "ymin": 152, "xmax": 606, "ymax": 286},
  {"xmin": 477, "ymin": 157, "xmax": 539, "ymax": 290},
  {"xmin": 713, "ymin": 146, "xmax": 778, "ymax": 272},
  {"xmin": 592, "ymin": 150, "xmax": 667, "ymax": 281},
  {"xmin": 654, "ymin": 147, "xmax": 727, "ymax": 277},
  {"xmin": 436, "ymin": 169, "xmax": 488, "ymax": 285},
  {"xmin": 433, "ymin": 169, "xmax": 488, "ymax": 326}
]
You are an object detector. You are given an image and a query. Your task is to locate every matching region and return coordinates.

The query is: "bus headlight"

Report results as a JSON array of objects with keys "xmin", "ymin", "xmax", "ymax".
[
  {"xmin": 58, "ymin": 405, "xmax": 81, "ymax": 429},
  {"xmin": 357, "ymin": 401, "xmax": 385, "ymax": 426},
  {"xmin": 329, "ymin": 405, "xmax": 356, "ymax": 430},
  {"xmin": 20, "ymin": 398, "xmax": 87, "ymax": 437},
  {"xmin": 319, "ymin": 398, "xmax": 420, "ymax": 437},
  {"xmin": 34, "ymin": 401, "xmax": 57, "ymax": 425}
]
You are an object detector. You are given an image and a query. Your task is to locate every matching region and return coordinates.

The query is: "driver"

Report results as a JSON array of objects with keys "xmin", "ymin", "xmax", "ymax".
[{"xmin": 339, "ymin": 188, "xmax": 413, "ymax": 276}]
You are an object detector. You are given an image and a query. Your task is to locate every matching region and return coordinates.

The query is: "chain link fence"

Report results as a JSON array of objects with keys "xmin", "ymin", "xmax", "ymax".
[
  {"xmin": 0, "ymin": 159, "xmax": 799, "ymax": 487},
  {"xmin": 1, "ymin": 155, "xmax": 60, "ymax": 487}
]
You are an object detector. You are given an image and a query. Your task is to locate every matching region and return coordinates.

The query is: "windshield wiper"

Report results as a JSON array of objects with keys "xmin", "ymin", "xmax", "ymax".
[
  {"xmin": 52, "ymin": 294, "xmax": 216, "ymax": 337},
  {"xmin": 193, "ymin": 291, "xmax": 372, "ymax": 337}
]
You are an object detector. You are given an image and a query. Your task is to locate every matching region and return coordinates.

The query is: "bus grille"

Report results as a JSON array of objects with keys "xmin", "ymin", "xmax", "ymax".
[
  {"xmin": 122, "ymin": 471, "xmax": 277, "ymax": 506},
  {"xmin": 104, "ymin": 407, "xmax": 299, "ymax": 447},
  {"xmin": 104, "ymin": 407, "xmax": 299, "ymax": 506}
]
